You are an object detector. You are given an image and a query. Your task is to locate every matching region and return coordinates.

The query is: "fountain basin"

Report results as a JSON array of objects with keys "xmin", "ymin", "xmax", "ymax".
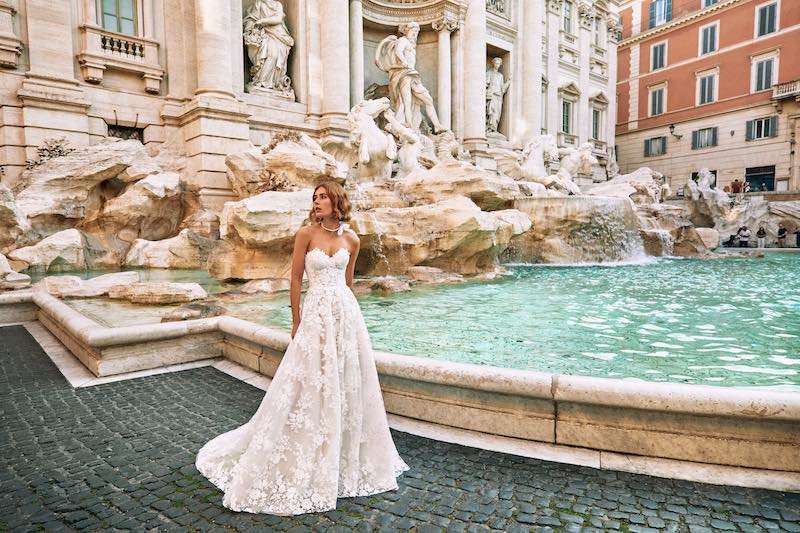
[{"xmin": 2, "ymin": 289, "xmax": 798, "ymax": 488}]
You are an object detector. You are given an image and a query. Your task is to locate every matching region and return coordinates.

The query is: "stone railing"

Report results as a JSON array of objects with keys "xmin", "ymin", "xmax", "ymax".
[
  {"xmin": 77, "ymin": 25, "xmax": 163, "ymax": 94},
  {"xmin": 559, "ymin": 132, "xmax": 578, "ymax": 146},
  {"xmin": 591, "ymin": 44, "xmax": 606, "ymax": 58},
  {"xmin": 2, "ymin": 289, "xmax": 798, "ymax": 490},
  {"xmin": 591, "ymin": 139, "xmax": 607, "ymax": 152},
  {"xmin": 773, "ymin": 79, "xmax": 800, "ymax": 100}
]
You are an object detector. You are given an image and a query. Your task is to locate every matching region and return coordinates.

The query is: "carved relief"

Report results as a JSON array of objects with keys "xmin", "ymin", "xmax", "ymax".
[{"xmin": 486, "ymin": 0, "xmax": 509, "ymax": 19}]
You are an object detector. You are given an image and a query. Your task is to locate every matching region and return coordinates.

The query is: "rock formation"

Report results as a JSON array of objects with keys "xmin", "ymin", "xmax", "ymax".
[{"xmin": 8, "ymin": 228, "xmax": 87, "ymax": 272}]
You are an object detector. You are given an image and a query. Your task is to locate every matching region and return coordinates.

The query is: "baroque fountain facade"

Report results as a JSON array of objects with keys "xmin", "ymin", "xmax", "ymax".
[{"xmin": 1, "ymin": 1, "xmax": 799, "ymax": 488}]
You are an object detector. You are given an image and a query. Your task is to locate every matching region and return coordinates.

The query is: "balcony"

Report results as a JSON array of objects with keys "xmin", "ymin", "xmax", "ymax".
[
  {"xmin": 558, "ymin": 132, "xmax": 578, "ymax": 147},
  {"xmin": 591, "ymin": 139, "xmax": 607, "ymax": 153},
  {"xmin": 77, "ymin": 25, "xmax": 163, "ymax": 94},
  {"xmin": 772, "ymin": 79, "xmax": 800, "ymax": 100}
]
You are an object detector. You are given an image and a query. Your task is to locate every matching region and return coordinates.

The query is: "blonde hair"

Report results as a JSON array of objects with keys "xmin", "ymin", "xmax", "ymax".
[{"xmin": 309, "ymin": 181, "xmax": 352, "ymax": 223}]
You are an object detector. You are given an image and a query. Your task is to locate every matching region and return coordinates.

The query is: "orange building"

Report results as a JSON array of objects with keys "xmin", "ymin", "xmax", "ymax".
[{"xmin": 615, "ymin": 0, "xmax": 800, "ymax": 193}]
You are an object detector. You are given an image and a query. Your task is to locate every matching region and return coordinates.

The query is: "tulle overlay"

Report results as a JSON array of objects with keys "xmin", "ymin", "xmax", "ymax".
[{"xmin": 196, "ymin": 247, "xmax": 409, "ymax": 515}]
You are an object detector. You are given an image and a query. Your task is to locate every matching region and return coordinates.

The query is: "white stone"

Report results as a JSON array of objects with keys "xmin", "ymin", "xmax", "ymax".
[
  {"xmin": 407, "ymin": 266, "xmax": 464, "ymax": 284},
  {"xmin": 108, "ymin": 282, "xmax": 207, "ymax": 304},
  {"xmin": 237, "ymin": 278, "xmax": 291, "ymax": 294},
  {"xmin": 34, "ymin": 271, "xmax": 141, "ymax": 297},
  {"xmin": 125, "ymin": 229, "xmax": 215, "ymax": 269},
  {"xmin": 0, "ymin": 183, "xmax": 32, "ymax": 254},
  {"xmin": 695, "ymin": 228, "xmax": 721, "ymax": 250},
  {"xmin": 8, "ymin": 228, "xmax": 86, "ymax": 272},
  {"xmin": 0, "ymin": 252, "xmax": 31, "ymax": 290}
]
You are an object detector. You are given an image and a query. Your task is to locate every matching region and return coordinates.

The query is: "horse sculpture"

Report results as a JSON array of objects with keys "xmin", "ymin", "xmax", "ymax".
[{"xmin": 347, "ymin": 97, "xmax": 397, "ymax": 182}]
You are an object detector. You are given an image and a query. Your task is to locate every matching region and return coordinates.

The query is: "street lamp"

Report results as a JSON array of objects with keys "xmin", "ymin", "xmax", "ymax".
[{"xmin": 668, "ymin": 124, "xmax": 683, "ymax": 140}]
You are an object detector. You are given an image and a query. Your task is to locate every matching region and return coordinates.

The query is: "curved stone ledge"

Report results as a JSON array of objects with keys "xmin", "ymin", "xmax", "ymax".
[{"xmin": 1, "ymin": 296, "xmax": 798, "ymax": 482}]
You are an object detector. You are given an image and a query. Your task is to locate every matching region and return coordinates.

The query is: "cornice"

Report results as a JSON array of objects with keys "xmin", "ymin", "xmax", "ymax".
[
  {"xmin": 618, "ymin": 0, "xmax": 743, "ymax": 48},
  {"xmin": 363, "ymin": 0, "xmax": 468, "ymax": 27}
]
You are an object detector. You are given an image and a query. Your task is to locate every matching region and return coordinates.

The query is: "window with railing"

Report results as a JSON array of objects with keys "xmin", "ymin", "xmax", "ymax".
[
  {"xmin": 101, "ymin": 0, "xmax": 137, "ymax": 35},
  {"xmin": 561, "ymin": 100, "xmax": 573, "ymax": 134},
  {"xmin": 563, "ymin": 1, "xmax": 574, "ymax": 34}
]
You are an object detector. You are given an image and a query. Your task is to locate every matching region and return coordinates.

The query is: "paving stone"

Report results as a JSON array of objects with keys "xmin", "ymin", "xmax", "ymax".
[{"xmin": 0, "ymin": 325, "xmax": 798, "ymax": 532}]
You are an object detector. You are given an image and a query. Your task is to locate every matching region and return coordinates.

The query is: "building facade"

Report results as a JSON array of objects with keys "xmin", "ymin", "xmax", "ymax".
[
  {"xmin": 615, "ymin": 0, "xmax": 800, "ymax": 193},
  {"xmin": 0, "ymin": 0, "xmax": 619, "ymax": 208}
]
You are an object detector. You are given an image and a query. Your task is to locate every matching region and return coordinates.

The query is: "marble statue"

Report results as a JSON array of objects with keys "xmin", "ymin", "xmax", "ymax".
[
  {"xmin": 244, "ymin": 0, "xmax": 294, "ymax": 97},
  {"xmin": 493, "ymin": 135, "xmax": 577, "ymax": 195},
  {"xmin": 485, "ymin": 57, "xmax": 510, "ymax": 134},
  {"xmin": 347, "ymin": 98, "xmax": 397, "ymax": 182},
  {"xmin": 375, "ymin": 22, "xmax": 446, "ymax": 134},
  {"xmin": 383, "ymin": 108, "xmax": 423, "ymax": 179},
  {"xmin": 606, "ymin": 146, "xmax": 619, "ymax": 180}
]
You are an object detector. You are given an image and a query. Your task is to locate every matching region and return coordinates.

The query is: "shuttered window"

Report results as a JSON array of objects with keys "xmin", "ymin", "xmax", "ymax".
[
  {"xmin": 746, "ymin": 116, "xmax": 778, "ymax": 141},
  {"xmin": 757, "ymin": 2, "xmax": 777, "ymax": 37},
  {"xmin": 698, "ymin": 74, "xmax": 715, "ymax": 105},
  {"xmin": 700, "ymin": 24, "xmax": 718, "ymax": 55},
  {"xmin": 691, "ymin": 127, "xmax": 718, "ymax": 149},
  {"xmin": 644, "ymin": 137, "xmax": 667, "ymax": 157},
  {"xmin": 650, "ymin": 87, "xmax": 665, "ymax": 116},
  {"xmin": 754, "ymin": 58, "xmax": 774, "ymax": 92},
  {"xmin": 649, "ymin": 0, "xmax": 671, "ymax": 28},
  {"xmin": 651, "ymin": 43, "xmax": 666, "ymax": 71}
]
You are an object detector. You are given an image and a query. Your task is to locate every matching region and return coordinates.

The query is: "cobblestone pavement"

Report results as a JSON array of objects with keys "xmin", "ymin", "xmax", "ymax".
[{"xmin": 1, "ymin": 325, "xmax": 799, "ymax": 533}]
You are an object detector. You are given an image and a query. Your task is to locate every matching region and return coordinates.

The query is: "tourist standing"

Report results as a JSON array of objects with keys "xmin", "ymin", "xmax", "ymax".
[
  {"xmin": 757, "ymin": 226, "xmax": 767, "ymax": 248},
  {"xmin": 777, "ymin": 224, "xmax": 787, "ymax": 248},
  {"xmin": 737, "ymin": 226, "xmax": 751, "ymax": 248},
  {"xmin": 795, "ymin": 227, "xmax": 800, "ymax": 248},
  {"xmin": 731, "ymin": 179, "xmax": 742, "ymax": 194}
]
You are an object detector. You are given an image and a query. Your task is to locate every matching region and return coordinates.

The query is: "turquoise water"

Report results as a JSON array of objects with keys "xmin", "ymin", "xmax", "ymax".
[{"xmin": 231, "ymin": 254, "xmax": 800, "ymax": 389}]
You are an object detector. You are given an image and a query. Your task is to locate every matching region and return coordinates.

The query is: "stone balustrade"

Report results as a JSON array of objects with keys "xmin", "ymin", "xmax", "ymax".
[{"xmin": 76, "ymin": 25, "xmax": 164, "ymax": 93}]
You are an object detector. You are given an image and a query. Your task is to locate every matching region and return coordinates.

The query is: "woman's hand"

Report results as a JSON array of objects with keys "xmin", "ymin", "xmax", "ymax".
[{"xmin": 291, "ymin": 322, "xmax": 300, "ymax": 339}]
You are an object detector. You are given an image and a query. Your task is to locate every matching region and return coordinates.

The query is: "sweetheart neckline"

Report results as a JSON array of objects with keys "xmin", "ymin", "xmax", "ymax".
[{"xmin": 306, "ymin": 247, "xmax": 350, "ymax": 259}]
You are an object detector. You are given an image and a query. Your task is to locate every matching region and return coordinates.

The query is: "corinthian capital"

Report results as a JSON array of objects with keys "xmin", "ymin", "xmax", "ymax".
[
  {"xmin": 546, "ymin": 0, "xmax": 562, "ymax": 15},
  {"xmin": 432, "ymin": 16, "xmax": 459, "ymax": 33}
]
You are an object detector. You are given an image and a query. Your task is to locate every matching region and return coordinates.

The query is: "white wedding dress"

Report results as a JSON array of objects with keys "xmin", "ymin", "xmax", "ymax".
[{"xmin": 196, "ymin": 244, "xmax": 409, "ymax": 515}]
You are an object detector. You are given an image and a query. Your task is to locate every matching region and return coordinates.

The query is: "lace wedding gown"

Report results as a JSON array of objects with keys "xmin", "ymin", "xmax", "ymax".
[{"xmin": 196, "ymin": 245, "xmax": 409, "ymax": 515}]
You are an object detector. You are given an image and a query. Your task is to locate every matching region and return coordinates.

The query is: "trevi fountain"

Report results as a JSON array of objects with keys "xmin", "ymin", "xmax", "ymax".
[{"xmin": 0, "ymin": 0, "xmax": 798, "ymax": 485}]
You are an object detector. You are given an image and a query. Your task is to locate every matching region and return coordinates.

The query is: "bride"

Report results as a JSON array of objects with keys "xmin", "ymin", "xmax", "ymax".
[{"xmin": 196, "ymin": 181, "xmax": 409, "ymax": 515}]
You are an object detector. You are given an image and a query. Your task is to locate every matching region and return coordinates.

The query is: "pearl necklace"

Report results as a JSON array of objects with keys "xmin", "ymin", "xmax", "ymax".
[{"xmin": 320, "ymin": 221, "xmax": 341, "ymax": 232}]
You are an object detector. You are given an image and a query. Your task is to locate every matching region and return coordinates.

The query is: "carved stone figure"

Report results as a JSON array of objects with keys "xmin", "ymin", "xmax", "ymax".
[
  {"xmin": 244, "ymin": 0, "xmax": 294, "ymax": 97},
  {"xmin": 347, "ymin": 98, "xmax": 397, "ymax": 182},
  {"xmin": 383, "ymin": 108, "xmax": 423, "ymax": 179},
  {"xmin": 493, "ymin": 135, "xmax": 576, "ymax": 195},
  {"xmin": 606, "ymin": 146, "xmax": 619, "ymax": 179},
  {"xmin": 375, "ymin": 22, "xmax": 445, "ymax": 134},
  {"xmin": 485, "ymin": 57, "xmax": 510, "ymax": 134}
]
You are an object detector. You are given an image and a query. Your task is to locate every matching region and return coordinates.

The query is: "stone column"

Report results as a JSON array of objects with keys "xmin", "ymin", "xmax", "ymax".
[
  {"xmin": 433, "ymin": 17, "xmax": 457, "ymax": 130},
  {"xmin": 463, "ymin": 0, "xmax": 487, "ymax": 156},
  {"xmin": 606, "ymin": 17, "xmax": 620, "ymax": 148},
  {"xmin": 578, "ymin": 4, "xmax": 593, "ymax": 144},
  {"xmin": 546, "ymin": 0, "xmax": 561, "ymax": 137},
  {"xmin": 194, "ymin": 0, "xmax": 233, "ymax": 98},
  {"xmin": 82, "ymin": 0, "xmax": 97, "ymax": 24},
  {"xmin": 520, "ymin": 0, "xmax": 544, "ymax": 142},
  {"xmin": 349, "ymin": 0, "xmax": 364, "ymax": 106},
  {"xmin": 320, "ymin": 0, "xmax": 351, "ymax": 142}
]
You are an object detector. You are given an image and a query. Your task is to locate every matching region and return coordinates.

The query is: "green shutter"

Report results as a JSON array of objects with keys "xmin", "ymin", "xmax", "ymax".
[
  {"xmin": 644, "ymin": 139, "xmax": 651, "ymax": 157},
  {"xmin": 711, "ymin": 127, "xmax": 718, "ymax": 146},
  {"xmin": 769, "ymin": 116, "xmax": 778, "ymax": 137},
  {"xmin": 691, "ymin": 130, "xmax": 699, "ymax": 150},
  {"xmin": 661, "ymin": 137, "xmax": 667, "ymax": 154},
  {"xmin": 666, "ymin": 0, "xmax": 672, "ymax": 21},
  {"xmin": 649, "ymin": 1, "xmax": 656, "ymax": 28},
  {"xmin": 745, "ymin": 120, "xmax": 753, "ymax": 141}
]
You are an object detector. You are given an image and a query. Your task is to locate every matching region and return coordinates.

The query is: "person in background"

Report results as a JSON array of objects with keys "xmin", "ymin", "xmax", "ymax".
[
  {"xmin": 731, "ymin": 179, "xmax": 742, "ymax": 194},
  {"xmin": 743, "ymin": 181, "xmax": 751, "ymax": 193},
  {"xmin": 756, "ymin": 226, "xmax": 767, "ymax": 248},
  {"xmin": 723, "ymin": 185, "xmax": 731, "ymax": 193},
  {"xmin": 760, "ymin": 183, "xmax": 768, "ymax": 192},
  {"xmin": 777, "ymin": 224, "xmax": 787, "ymax": 248},
  {"xmin": 795, "ymin": 227, "xmax": 800, "ymax": 248},
  {"xmin": 737, "ymin": 226, "xmax": 751, "ymax": 248}
]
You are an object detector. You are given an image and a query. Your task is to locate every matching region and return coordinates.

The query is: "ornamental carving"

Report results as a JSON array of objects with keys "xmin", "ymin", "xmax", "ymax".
[
  {"xmin": 363, "ymin": 0, "xmax": 467, "ymax": 27},
  {"xmin": 546, "ymin": 0, "xmax": 562, "ymax": 15},
  {"xmin": 578, "ymin": 3, "xmax": 594, "ymax": 29},
  {"xmin": 486, "ymin": 0, "xmax": 509, "ymax": 19},
  {"xmin": 432, "ymin": 15, "xmax": 459, "ymax": 33}
]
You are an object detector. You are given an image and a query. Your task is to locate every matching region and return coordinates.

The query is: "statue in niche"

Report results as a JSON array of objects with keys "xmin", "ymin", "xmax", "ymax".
[
  {"xmin": 375, "ymin": 22, "xmax": 446, "ymax": 134},
  {"xmin": 485, "ymin": 57, "xmax": 510, "ymax": 134},
  {"xmin": 243, "ymin": 0, "xmax": 294, "ymax": 98}
]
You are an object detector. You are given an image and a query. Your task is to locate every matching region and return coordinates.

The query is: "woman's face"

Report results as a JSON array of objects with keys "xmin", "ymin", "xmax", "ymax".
[{"xmin": 313, "ymin": 187, "xmax": 334, "ymax": 220}]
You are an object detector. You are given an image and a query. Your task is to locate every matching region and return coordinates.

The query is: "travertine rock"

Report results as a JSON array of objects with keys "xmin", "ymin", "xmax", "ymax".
[
  {"xmin": 351, "ymin": 197, "xmax": 526, "ymax": 276},
  {"xmin": 237, "ymin": 278, "xmax": 291, "ymax": 294},
  {"xmin": 636, "ymin": 204, "xmax": 711, "ymax": 257},
  {"xmin": 695, "ymin": 228, "xmax": 721, "ymax": 250},
  {"xmin": 226, "ymin": 133, "xmax": 346, "ymax": 198},
  {"xmin": 508, "ymin": 196, "xmax": 645, "ymax": 263},
  {"xmin": 0, "ymin": 253, "xmax": 31, "ymax": 290},
  {"xmin": 209, "ymin": 190, "xmax": 312, "ymax": 280},
  {"xmin": 161, "ymin": 301, "xmax": 227, "ymax": 322},
  {"xmin": 108, "ymin": 282, "xmax": 207, "ymax": 304},
  {"xmin": 586, "ymin": 167, "xmax": 662, "ymax": 206},
  {"xmin": 406, "ymin": 266, "xmax": 464, "ymax": 284},
  {"xmin": 81, "ymin": 172, "xmax": 184, "ymax": 268},
  {"xmin": 34, "ymin": 271, "xmax": 141, "ymax": 297},
  {"xmin": 0, "ymin": 184, "xmax": 32, "ymax": 254},
  {"xmin": 398, "ymin": 161, "xmax": 521, "ymax": 211},
  {"xmin": 124, "ymin": 229, "xmax": 215, "ymax": 269},
  {"xmin": 352, "ymin": 277, "xmax": 411, "ymax": 296},
  {"xmin": 8, "ymin": 228, "xmax": 87, "ymax": 272},
  {"xmin": 14, "ymin": 138, "xmax": 148, "ymax": 235}
]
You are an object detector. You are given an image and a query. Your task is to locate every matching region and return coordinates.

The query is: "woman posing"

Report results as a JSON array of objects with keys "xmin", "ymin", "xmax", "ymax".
[{"xmin": 196, "ymin": 181, "xmax": 408, "ymax": 515}]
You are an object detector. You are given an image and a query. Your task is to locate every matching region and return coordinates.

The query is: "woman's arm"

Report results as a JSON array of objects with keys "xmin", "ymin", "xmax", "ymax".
[
  {"xmin": 290, "ymin": 227, "xmax": 311, "ymax": 338},
  {"xmin": 345, "ymin": 233, "xmax": 361, "ymax": 290}
]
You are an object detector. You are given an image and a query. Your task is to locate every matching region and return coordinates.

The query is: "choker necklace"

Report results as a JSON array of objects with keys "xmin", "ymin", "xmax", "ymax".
[{"xmin": 320, "ymin": 221, "xmax": 341, "ymax": 232}]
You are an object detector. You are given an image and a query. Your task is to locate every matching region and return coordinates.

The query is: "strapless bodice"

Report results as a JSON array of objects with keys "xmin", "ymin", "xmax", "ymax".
[{"xmin": 305, "ymin": 247, "xmax": 349, "ymax": 291}]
